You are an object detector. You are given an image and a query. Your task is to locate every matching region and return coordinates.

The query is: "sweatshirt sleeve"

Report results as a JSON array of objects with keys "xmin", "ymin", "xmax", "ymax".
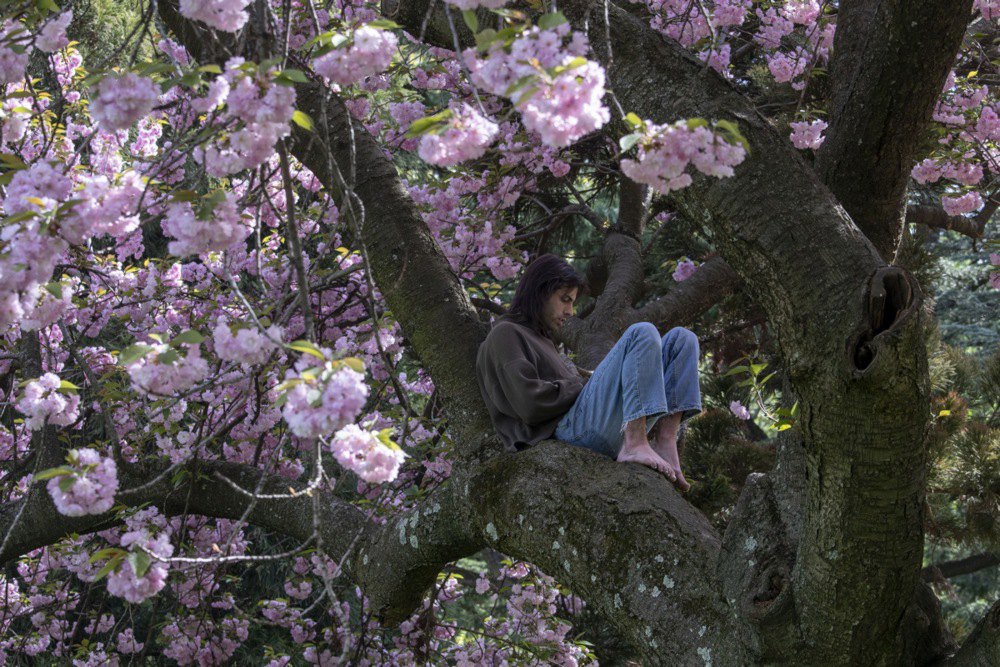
[{"xmin": 494, "ymin": 357, "xmax": 583, "ymax": 425}]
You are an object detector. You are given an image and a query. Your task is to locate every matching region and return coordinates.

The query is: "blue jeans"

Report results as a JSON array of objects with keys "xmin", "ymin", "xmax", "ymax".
[{"xmin": 554, "ymin": 323, "xmax": 701, "ymax": 458}]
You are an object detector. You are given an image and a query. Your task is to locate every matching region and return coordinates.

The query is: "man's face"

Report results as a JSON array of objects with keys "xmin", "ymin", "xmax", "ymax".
[{"xmin": 541, "ymin": 286, "xmax": 578, "ymax": 333}]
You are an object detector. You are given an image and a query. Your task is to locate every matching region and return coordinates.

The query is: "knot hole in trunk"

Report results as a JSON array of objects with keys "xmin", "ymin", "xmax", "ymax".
[{"xmin": 850, "ymin": 266, "xmax": 917, "ymax": 373}]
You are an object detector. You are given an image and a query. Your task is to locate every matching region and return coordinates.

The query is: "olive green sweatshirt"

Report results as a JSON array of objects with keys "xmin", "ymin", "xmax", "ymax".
[{"xmin": 475, "ymin": 316, "xmax": 585, "ymax": 450}]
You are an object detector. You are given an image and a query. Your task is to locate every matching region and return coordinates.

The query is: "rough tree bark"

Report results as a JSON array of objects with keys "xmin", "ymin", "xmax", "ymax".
[
  {"xmin": 816, "ymin": 0, "xmax": 975, "ymax": 261},
  {"xmin": 1, "ymin": 1, "xmax": 991, "ymax": 665}
]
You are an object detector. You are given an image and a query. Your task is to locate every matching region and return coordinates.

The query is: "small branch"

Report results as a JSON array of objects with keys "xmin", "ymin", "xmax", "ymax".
[{"xmin": 923, "ymin": 552, "xmax": 1000, "ymax": 582}]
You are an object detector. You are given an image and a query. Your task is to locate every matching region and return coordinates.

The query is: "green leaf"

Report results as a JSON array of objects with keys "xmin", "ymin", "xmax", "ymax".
[
  {"xmin": 118, "ymin": 344, "xmax": 153, "ymax": 366},
  {"xmin": 58, "ymin": 476, "xmax": 77, "ymax": 492},
  {"xmin": 475, "ymin": 28, "xmax": 498, "ymax": 51},
  {"xmin": 287, "ymin": 340, "xmax": 326, "ymax": 360},
  {"xmin": 279, "ymin": 69, "xmax": 309, "ymax": 83},
  {"xmin": 686, "ymin": 117, "xmax": 710, "ymax": 129},
  {"xmin": 750, "ymin": 363, "xmax": 768, "ymax": 377},
  {"xmin": 623, "ymin": 112, "xmax": 644, "ymax": 130},
  {"xmin": 129, "ymin": 550, "xmax": 152, "ymax": 578},
  {"xmin": 170, "ymin": 329, "xmax": 205, "ymax": 347},
  {"xmin": 58, "ymin": 379, "xmax": 80, "ymax": 392},
  {"xmin": 462, "ymin": 9, "xmax": 478, "ymax": 33},
  {"xmin": 715, "ymin": 119, "xmax": 740, "ymax": 136},
  {"xmin": 777, "ymin": 423, "xmax": 793, "ymax": 431},
  {"xmin": 377, "ymin": 428, "xmax": 406, "ymax": 454},
  {"xmin": 156, "ymin": 348, "xmax": 180, "ymax": 365},
  {"xmin": 723, "ymin": 365, "xmax": 749, "ymax": 377},
  {"xmin": 291, "ymin": 110, "xmax": 314, "ymax": 131},
  {"xmin": 366, "ymin": 19, "xmax": 401, "ymax": 29},
  {"xmin": 33, "ymin": 466, "xmax": 74, "ymax": 481},
  {"xmin": 139, "ymin": 62, "xmax": 176, "ymax": 77},
  {"xmin": 35, "ymin": 0, "xmax": 60, "ymax": 13},
  {"xmin": 340, "ymin": 357, "xmax": 366, "ymax": 374},
  {"xmin": 404, "ymin": 110, "xmax": 453, "ymax": 138},
  {"xmin": 89, "ymin": 547, "xmax": 126, "ymax": 563},
  {"xmin": 504, "ymin": 74, "xmax": 537, "ymax": 98},
  {"xmin": 619, "ymin": 133, "xmax": 643, "ymax": 153},
  {"xmin": 198, "ymin": 64, "xmax": 223, "ymax": 74},
  {"xmin": 93, "ymin": 555, "xmax": 124, "ymax": 582},
  {"xmin": 552, "ymin": 56, "xmax": 587, "ymax": 75},
  {"xmin": 43, "ymin": 282, "xmax": 63, "ymax": 299},
  {"xmin": 0, "ymin": 153, "xmax": 27, "ymax": 169},
  {"xmin": 538, "ymin": 11, "xmax": 568, "ymax": 30}
]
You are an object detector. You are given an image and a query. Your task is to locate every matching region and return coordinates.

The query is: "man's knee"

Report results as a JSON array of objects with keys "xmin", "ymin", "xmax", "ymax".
[
  {"xmin": 625, "ymin": 322, "xmax": 661, "ymax": 347},
  {"xmin": 666, "ymin": 326, "xmax": 699, "ymax": 352}
]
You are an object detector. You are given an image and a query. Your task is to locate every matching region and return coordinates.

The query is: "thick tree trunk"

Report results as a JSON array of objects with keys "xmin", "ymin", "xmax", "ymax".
[{"xmin": 817, "ymin": 0, "xmax": 975, "ymax": 261}]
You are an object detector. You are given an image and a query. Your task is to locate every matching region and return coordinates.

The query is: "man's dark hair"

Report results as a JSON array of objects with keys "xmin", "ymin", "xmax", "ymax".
[{"xmin": 508, "ymin": 254, "xmax": 586, "ymax": 336}]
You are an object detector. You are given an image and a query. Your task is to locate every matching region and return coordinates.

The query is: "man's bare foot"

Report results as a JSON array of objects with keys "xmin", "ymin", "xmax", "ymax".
[
  {"xmin": 649, "ymin": 414, "xmax": 691, "ymax": 491},
  {"xmin": 618, "ymin": 442, "xmax": 674, "ymax": 478},
  {"xmin": 669, "ymin": 465, "xmax": 691, "ymax": 492}
]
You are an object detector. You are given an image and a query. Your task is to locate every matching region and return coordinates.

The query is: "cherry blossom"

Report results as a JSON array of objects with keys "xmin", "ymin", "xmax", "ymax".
[
  {"xmin": 179, "ymin": 0, "xmax": 253, "ymax": 32},
  {"xmin": 312, "ymin": 26, "xmax": 398, "ymax": 86},
  {"xmin": 89, "ymin": 73, "xmax": 160, "ymax": 132},
  {"xmin": 16, "ymin": 373, "xmax": 80, "ymax": 431},
  {"xmin": 416, "ymin": 103, "xmax": 499, "ymax": 166},
  {"xmin": 789, "ymin": 119, "xmax": 828, "ymax": 150},
  {"xmin": 328, "ymin": 424, "xmax": 406, "ymax": 483},
  {"xmin": 45, "ymin": 448, "xmax": 118, "ymax": 516}
]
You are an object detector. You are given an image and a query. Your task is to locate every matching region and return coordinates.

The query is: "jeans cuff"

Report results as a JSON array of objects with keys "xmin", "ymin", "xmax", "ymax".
[{"xmin": 621, "ymin": 405, "xmax": 669, "ymax": 435}]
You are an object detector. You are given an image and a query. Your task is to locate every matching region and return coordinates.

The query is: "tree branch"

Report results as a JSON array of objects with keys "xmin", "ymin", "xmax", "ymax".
[
  {"xmin": 906, "ymin": 204, "xmax": 988, "ymax": 239},
  {"xmin": 633, "ymin": 255, "xmax": 739, "ymax": 330},
  {"xmin": 923, "ymin": 552, "xmax": 1000, "ymax": 582}
]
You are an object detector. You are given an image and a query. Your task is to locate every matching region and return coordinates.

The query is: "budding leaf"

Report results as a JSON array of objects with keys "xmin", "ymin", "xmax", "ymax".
[
  {"xmin": 292, "ymin": 110, "xmax": 314, "ymax": 131},
  {"xmin": 287, "ymin": 340, "xmax": 326, "ymax": 360}
]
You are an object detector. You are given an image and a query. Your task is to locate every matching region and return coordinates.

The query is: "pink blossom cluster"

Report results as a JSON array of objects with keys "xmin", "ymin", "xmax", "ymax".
[
  {"xmin": 16, "ymin": 373, "xmax": 80, "ymax": 431},
  {"xmin": 620, "ymin": 120, "xmax": 746, "ymax": 194},
  {"xmin": 328, "ymin": 424, "xmax": 406, "ymax": 483},
  {"xmin": 4, "ymin": 159, "xmax": 72, "ymax": 216},
  {"xmin": 417, "ymin": 103, "xmax": 499, "ymax": 166},
  {"xmin": 730, "ymin": 400, "xmax": 751, "ymax": 420},
  {"xmin": 989, "ymin": 253, "xmax": 1000, "ymax": 290},
  {"xmin": 974, "ymin": 105, "xmax": 1000, "ymax": 142},
  {"xmin": 699, "ymin": 43, "xmax": 732, "ymax": 77},
  {"xmin": 106, "ymin": 510, "xmax": 174, "ymax": 603},
  {"xmin": 754, "ymin": 7, "xmax": 795, "ymax": 49},
  {"xmin": 195, "ymin": 60, "xmax": 297, "ymax": 176},
  {"xmin": 179, "ymin": 0, "xmax": 252, "ymax": 32},
  {"xmin": 161, "ymin": 615, "xmax": 249, "ymax": 665},
  {"xmin": 941, "ymin": 191, "xmax": 983, "ymax": 216},
  {"xmin": 672, "ymin": 258, "xmax": 698, "ymax": 282},
  {"xmin": 781, "ymin": 0, "xmax": 821, "ymax": 25},
  {"xmin": 312, "ymin": 26, "xmax": 398, "ymax": 86},
  {"xmin": 767, "ymin": 48, "xmax": 809, "ymax": 85},
  {"xmin": 911, "ymin": 158, "xmax": 984, "ymax": 186},
  {"xmin": 212, "ymin": 319, "xmax": 282, "ymax": 365},
  {"xmin": 36, "ymin": 10, "xmax": 72, "ymax": 53},
  {"xmin": 976, "ymin": 0, "xmax": 1000, "ymax": 21},
  {"xmin": 89, "ymin": 72, "xmax": 160, "ymax": 132},
  {"xmin": 126, "ymin": 344, "xmax": 210, "ymax": 396},
  {"xmin": 45, "ymin": 448, "xmax": 118, "ymax": 516},
  {"xmin": 713, "ymin": 0, "xmax": 751, "ymax": 27},
  {"xmin": 789, "ymin": 119, "xmax": 828, "ymax": 150},
  {"xmin": 464, "ymin": 23, "xmax": 610, "ymax": 147},
  {"xmin": 0, "ymin": 22, "xmax": 30, "ymax": 84},
  {"xmin": 281, "ymin": 361, "xmax": 369, "ymax": 439},
  {"xmin": 161, "ymin": 193, "xmax": 253, "ymax": 256},
  {"xmin": 644, "ymin": 0, "xmax": 711, "ymax": 47}
]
